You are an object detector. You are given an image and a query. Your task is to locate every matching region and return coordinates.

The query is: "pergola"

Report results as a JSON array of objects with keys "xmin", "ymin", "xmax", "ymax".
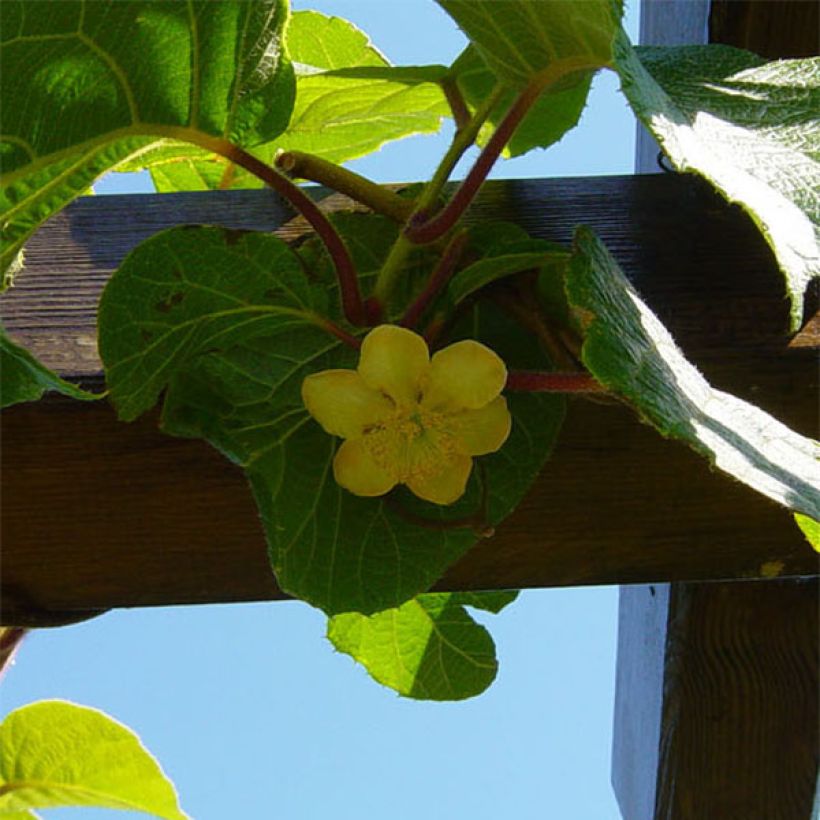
[{"xmin": 2, "ymin": 2, "xmax": 817, "ymax": 816}]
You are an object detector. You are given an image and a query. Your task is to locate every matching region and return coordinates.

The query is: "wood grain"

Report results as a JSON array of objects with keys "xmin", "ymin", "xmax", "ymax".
[
  {"xmin": 2, "ymin": 175, "xmax": 817, "ymax": 621},
  {"xmin": 658, "ymin": 579, "xmax": 819, "ymax": 819},
  {"xmin": 613, "ymin": 580, "xmax": 819, "ymax": 820}
]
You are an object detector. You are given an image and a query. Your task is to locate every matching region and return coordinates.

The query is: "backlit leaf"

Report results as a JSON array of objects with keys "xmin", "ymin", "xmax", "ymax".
[
  {"xmin": 145, "ymin": 11, "xmax": 452, "ymax": 191},
  {"xmin": 449, "ymin": 45, "xmax": 593, "ymax": 158},
  {"xmin": 436, "ymin": 0, "xmax": 621, "ymax": 87},
  {"xmin": 0, "ymin": 700, "xmax": 187, "ymax": 819},
  {"xmin": 567, "ymin": 227, "xmax": 820, "ymax": 519},
  {"xmin": 328, "ymin": 590, "xmax": 518, "ymax": 700},
  {"xmin": 795, "ymin": 514, "xmax": 820, "ymax": 552}
]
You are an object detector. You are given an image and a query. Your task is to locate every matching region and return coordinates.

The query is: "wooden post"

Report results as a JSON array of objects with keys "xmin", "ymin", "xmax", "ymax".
[{"xmin": 611, "ymin": 2, "xmax": 819, "ymax": 817}]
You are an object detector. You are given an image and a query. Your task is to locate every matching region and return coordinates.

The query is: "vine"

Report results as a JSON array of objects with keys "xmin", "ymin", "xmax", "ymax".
[{"xmin": 0, "ymin": 1, "xmax": 818, "ymax": 815}]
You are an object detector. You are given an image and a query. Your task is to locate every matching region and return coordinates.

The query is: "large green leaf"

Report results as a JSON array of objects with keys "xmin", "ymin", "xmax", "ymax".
[
  {"xmin": 101, "ymin": 217, "xmax": 564, "ymax": 616},
  {"xmin": 449, "ymin": 45, "xmax": 593, "ymax": 158},
  {"xmin": 98, "ymin": 226, "xmax": 324, "ymax": 422},
  {"xmin": 145, "ymin": 10, "xmax": 451, "ymax": 192},
  {"xmin": 0, "ymin": 700, "xmax": 187, "ymax": 819},
  {"xmin": 1, "ymin": 326, "xmax": 100, "ymax": 408},
  {"xmin": 1, "ymin": 0, "xmax": 294, "ymax": 274},
  {"xmin": 615, "ymin": 38, "xmax": 820, "ymax": 331},
  {"xmin": 436, "ymin": 0, "xmax": 621, "ymax": 88},
  {"xmin": 567, "ymin": 228, "xmax": 820, "ymax": 519},
  {"xmin": 328, "ymin": 590, "xmax": 518, "ymax": 700}
]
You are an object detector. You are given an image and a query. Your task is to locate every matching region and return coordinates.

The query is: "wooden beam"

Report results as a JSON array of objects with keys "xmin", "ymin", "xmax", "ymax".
[
  {"xmin": 612, "ymin": 579, "xmax": 819, "ymax": 819},
  {"xmin": 1, "ymin": 175, "xmax": 817, "ymax": 622}
]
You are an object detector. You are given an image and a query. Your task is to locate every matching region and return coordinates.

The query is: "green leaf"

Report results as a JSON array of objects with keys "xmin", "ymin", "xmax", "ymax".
[
  {"xmin": 567, "ymin": 227, "xmax": 820, "ymax": 519},
  {"xmin": 449, "ymin": 251, "xmax": 568, "ymax": 306},
  {"xmin": 144, "ymin": 11, "xmax": 452, "ymax": 192},
  {"xmin": 328, "ymin": 590, "xmax": 518, "ymax": 700},
  {"xmin": 1, "ymin": 326, "xmax": 100, "ymax": 408},
  {"xmin": 0, "ymin": 700, "xmax": 187, "ymax": 819},
  {"xmin": 1, "ymin": 0, "xmax": 294, "ymax": 273},
  {"xmin": 101, "ymin": 217, "xmax": 564, "ymax": 616},
  {"xmin": 436, "ymin": 0, "xmax": 621, "ymax": 88},
  {"xmin": 449, "ymin": 45, "xmax": 593, "ymax": 158},
  {"xmin": 615, "ymin": 38, "xmax": 820, "ymax": 331},
  {"xmin": 98, "ymin": 225, "xmax": 322, "ymax": 423},
  {"xmin": 795, "ymin": 514, "xmax": 820, "ymax": 552}
]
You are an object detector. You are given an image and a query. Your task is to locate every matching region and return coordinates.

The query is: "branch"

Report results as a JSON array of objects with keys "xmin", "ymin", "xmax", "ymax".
[
  {"xmin": 406, "ymin": 59, "xmax": 603, "ymax": 245},
  {"xmin": 506, "ymin": 371, "xmax": 606, "ymax": 393},
  {"xmin": 400, "ymin": 230, "xmax": 469, "ymax": 329},
  {"xmin": 276, "ymin": 151, "xmax": 414, "ymax": 224}
]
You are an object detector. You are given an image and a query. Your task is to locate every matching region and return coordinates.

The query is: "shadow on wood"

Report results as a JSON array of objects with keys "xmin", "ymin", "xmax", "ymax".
[{"xmin": 1, "ymin": 175, "xmax": 817, "ymax": 622}]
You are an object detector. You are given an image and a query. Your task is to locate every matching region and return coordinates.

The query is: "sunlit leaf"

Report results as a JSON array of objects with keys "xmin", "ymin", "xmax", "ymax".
[
  {"xmin": 795, "ymin": 514, "xmax": 820, "ymax": 552},
  {"xmin": 615, "ymin": 38, "xmax": 820, "ymax": 331},
  {"xmin": 0, "ymin": 700, "xmax": 187, "ymax": 819},
  {"xmin": 328, "ymin": 590, "xmax": 518, "ymax": 700},
  {"xmin": 1, "ymin": 0, "xmax": 294, "ymax": 273},
  {"xmin": 567, "ymin": 227, "xmax": 820, "ymax": 519}
]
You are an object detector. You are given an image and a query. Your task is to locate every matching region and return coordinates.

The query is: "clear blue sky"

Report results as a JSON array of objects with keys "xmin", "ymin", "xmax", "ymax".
[{"xmin": 1, "ymin": 2, "xmax": 640, "ymax": 818}]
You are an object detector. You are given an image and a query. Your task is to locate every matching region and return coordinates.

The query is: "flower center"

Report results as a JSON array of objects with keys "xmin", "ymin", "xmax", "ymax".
[{"xmin": 362, "ymin": 405, "xmax": 457, "ymax": 482}]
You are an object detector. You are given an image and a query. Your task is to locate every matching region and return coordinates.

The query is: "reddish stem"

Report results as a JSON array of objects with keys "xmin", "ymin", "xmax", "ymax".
[
  {"xmin": 400, "ymin": 230, "xmax": 469, "ymax": 329},
  {"xmin": 440, "ymin": 76, "xmax": 471, "ymax": 132},
  {"xmin": 506, "ymin": 371, "xmax": 606, "ymax": 393},
  {"xmin": 315, "ymin": 317, "xmax": 362, "ymax": 350},
  {"xmin": 216, "ymin": 142, "xmax": 365, "ymax": 326},
  {"xmin": 406, "ymin": 59, "xmax": 599, "ymax": 245}
]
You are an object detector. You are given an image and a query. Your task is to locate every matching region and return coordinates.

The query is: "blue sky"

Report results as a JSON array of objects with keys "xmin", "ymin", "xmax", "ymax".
[{"xmin": 1, "ymin": 2, "xmax": 640, "ymax": 818}]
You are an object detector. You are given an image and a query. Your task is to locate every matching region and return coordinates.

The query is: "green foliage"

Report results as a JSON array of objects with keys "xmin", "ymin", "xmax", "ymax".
[
  {"xmin": 0, "ymin": 700, "xmax": 187, "ymax": 819},
  {"xmin": 1, "ymin": 326, "xmax": 100, "ymax": 408},
  {"xmin": 328, "ymin": 591, "xmax": 518, "ymax": 700},
  {"xmin": 449, "ymin": 45, "xmax": 593, "ymax": 158},
  {"xmin": 437, "ymin": 0, "xmax": 621, "ymax": 86},
  {"xmin": 795, "ymin": 514, "xmax": 820, "ymax": 552},
  {"xmin": 3, "ymin": 0, "xmax": 819, "ymax": 706},
  {"xmin": 567, "ymin": 228, "xmax": 820, "ymax": 519},
  {"xmin": 99, "ymin": 219, "xmax": 565, "ymax": 617},
  {"xmin": 615, "ymin": 38, "xmax": 820, "ymax": 331},
  {"xmin": 145, "ymin": 10, "xmax": 452, "ymax": 192},
  {"xmin": 0, "ymin": 0, "xmax": 294, "ymax": 273}
]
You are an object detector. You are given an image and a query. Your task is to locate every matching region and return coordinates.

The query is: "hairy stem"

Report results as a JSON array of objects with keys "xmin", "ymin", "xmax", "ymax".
[
  {"xmin": 506, "ymin": 371, "xmax": 606, "ymax": 393},
  {"xmin": 440, "ymin": 76, "xmax": 471, "ymax": 132},
  {"xmin": 186, "ymin": 135, "xmax": 365, "ymax": 326},
  {"xmin": 400, "ymin": 230, "xmax": 469, "ymax": 329},
  {"xmin": 372, "ymin": 83, "xmax": 505, "ymax": 308},
  {"xmin": 276, "ymin": 151, "xmax": 414, "ymax": 224},
  {"xmin": 406, "ymin": 58, "xmax": 603, "ymax": 244}
]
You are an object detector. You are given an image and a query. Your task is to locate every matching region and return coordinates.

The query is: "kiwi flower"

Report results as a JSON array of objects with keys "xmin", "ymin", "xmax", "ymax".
[{"xmin": 301, "ymin": 325, "xmax": 512, "ymax": 505}]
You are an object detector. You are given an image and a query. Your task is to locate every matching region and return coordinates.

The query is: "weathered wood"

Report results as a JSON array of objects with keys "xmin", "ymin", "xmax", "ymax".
[
  {"xmin": 611, "ymin": 5, "xmax": 820, "ymax": 818},
  {"xmin": 614, "ymin": 580, "xmax": 819, "ymax": 820},
  {"xmin": 1, "ymin": 174, "xmax": 817, "ymax": 621},
  {"xmin": 710, "ymin": 0, "xmax": 820, "ymax": 59}
]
